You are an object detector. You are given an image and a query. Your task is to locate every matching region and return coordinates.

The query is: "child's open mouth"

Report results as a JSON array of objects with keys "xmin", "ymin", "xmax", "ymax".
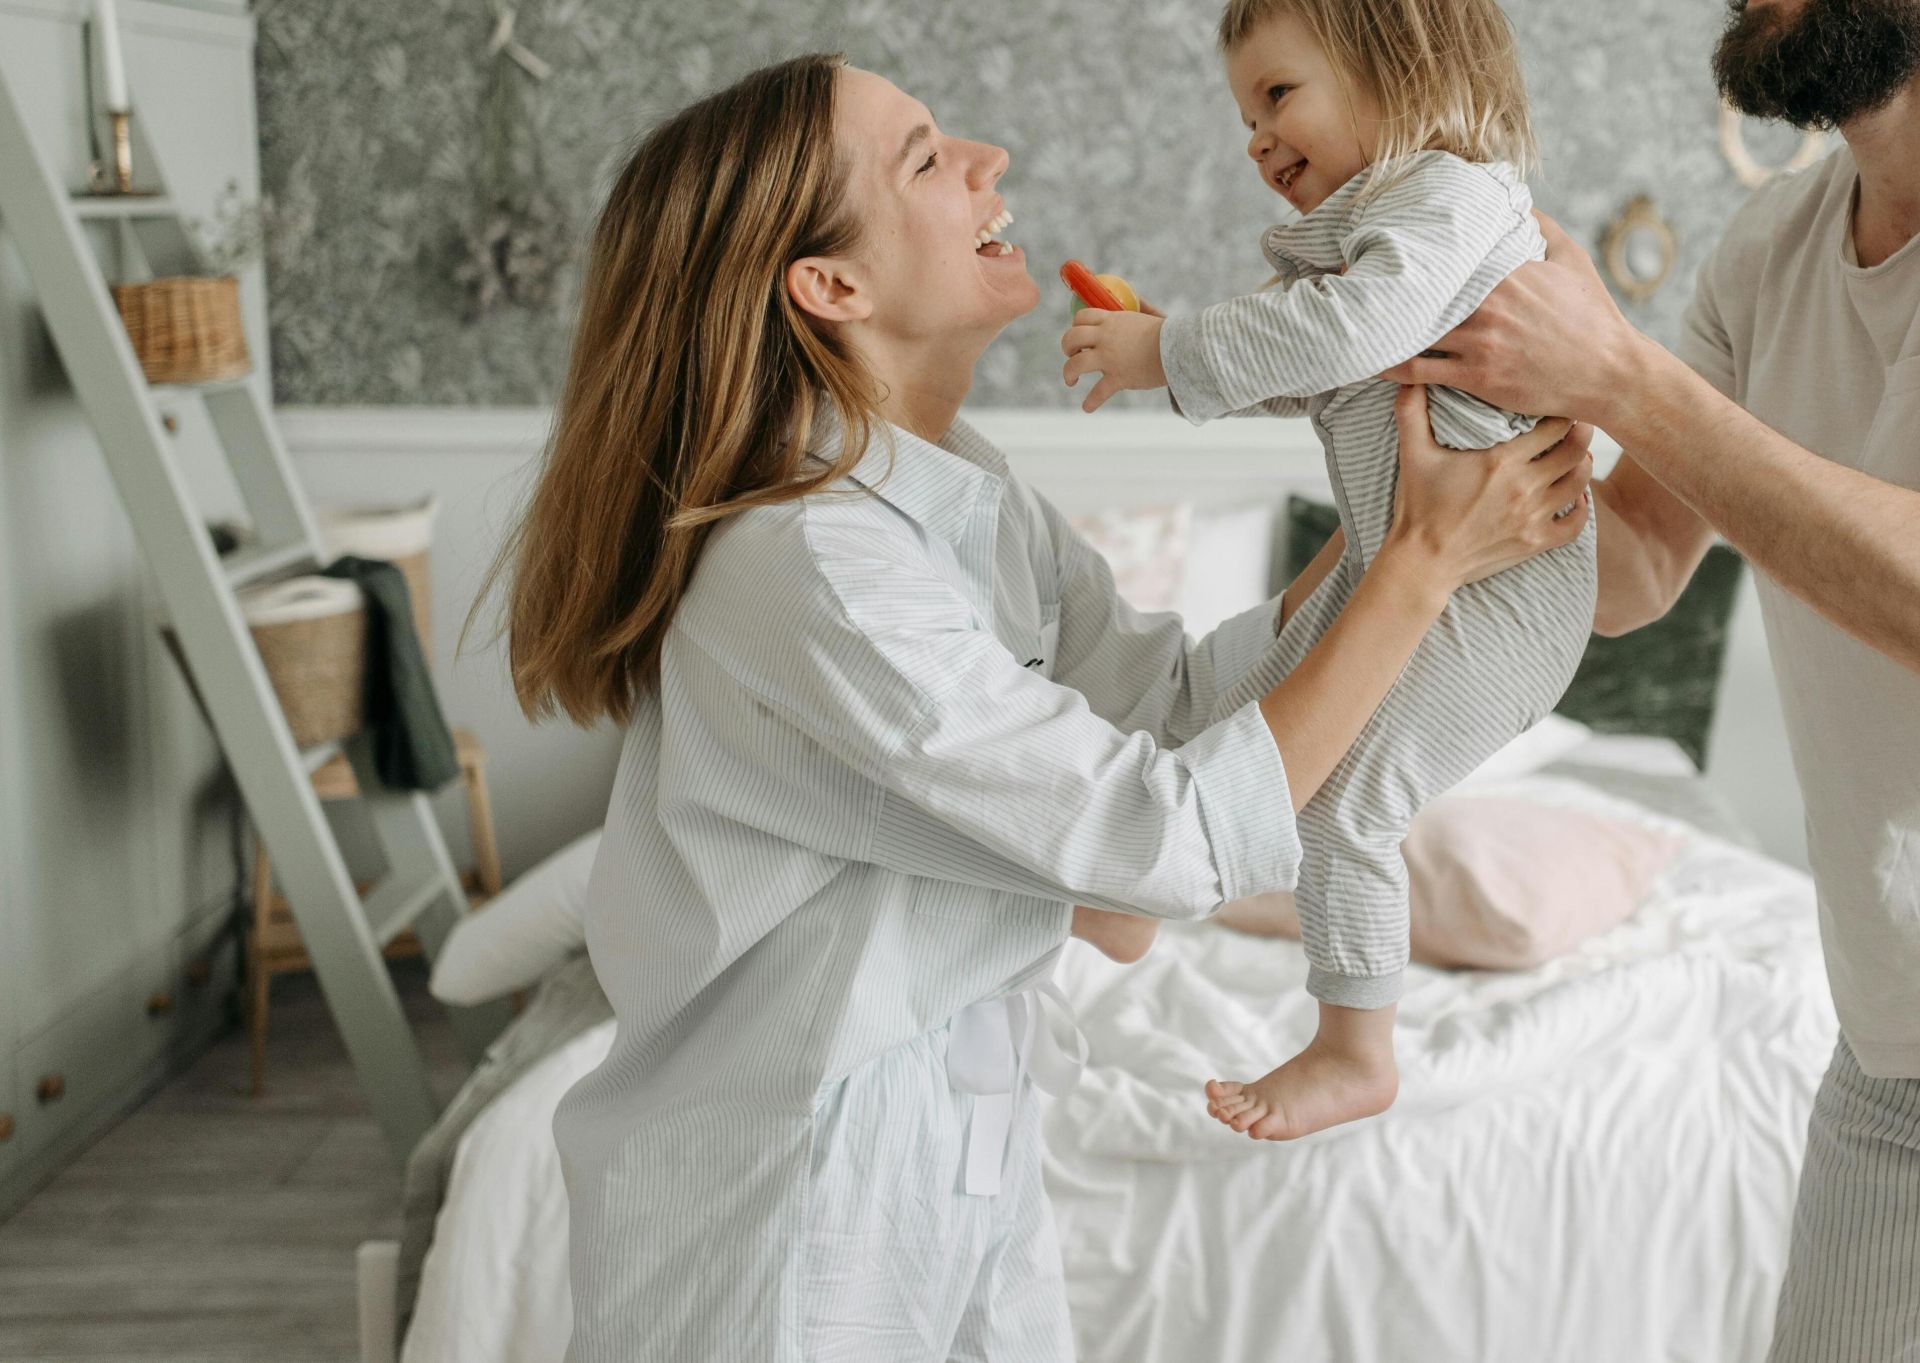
[
  {"xmin": 974, "ymin": 206, "xmax": 1015, "ymax": 257},
  {"xmin": 1273, "ymin": 159, "xmax": 1307, "ymax": 195}
]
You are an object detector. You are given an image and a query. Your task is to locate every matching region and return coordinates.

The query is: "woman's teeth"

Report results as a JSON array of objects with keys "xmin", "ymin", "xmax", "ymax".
[{"xmin": 974, "ymin": 208, "xmax": 1014, "ymax": 255}]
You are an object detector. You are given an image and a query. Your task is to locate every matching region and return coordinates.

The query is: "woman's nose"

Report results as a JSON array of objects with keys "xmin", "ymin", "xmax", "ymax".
[{"xmin": 967, "ymin": 140, "xmax": 1010, "ymax": 188}]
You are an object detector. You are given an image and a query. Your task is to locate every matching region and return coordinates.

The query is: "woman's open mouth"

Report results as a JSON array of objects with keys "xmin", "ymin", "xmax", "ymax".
[{"xmin": 974, "ymin": 206, "xmax": 1016, "ymax": 257}]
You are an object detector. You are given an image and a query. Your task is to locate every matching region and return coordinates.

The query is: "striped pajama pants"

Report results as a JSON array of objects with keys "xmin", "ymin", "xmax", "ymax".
[
  {"xmin": 1216, "ymin": 378, "xmax": 1597, "ymax": 1009},
  {"xmin": 1767, "ymin": 1035, "xmax": 1920, "ymax": 1363}
]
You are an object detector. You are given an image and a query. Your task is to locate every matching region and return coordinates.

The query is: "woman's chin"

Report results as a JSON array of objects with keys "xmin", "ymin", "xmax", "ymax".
[{"xmin": 975, "ymin": 244, "xmax": 1040, "ymax": 316}]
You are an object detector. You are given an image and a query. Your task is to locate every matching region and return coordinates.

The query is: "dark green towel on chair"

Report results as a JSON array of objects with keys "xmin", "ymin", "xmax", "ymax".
[{"xmin": 321, "ymin": 555, "xmax": 459, "ymax": 792}]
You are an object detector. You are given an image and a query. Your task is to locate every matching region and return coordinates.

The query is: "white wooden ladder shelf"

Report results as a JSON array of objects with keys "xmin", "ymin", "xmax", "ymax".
[{"xmin": 0, "ymin": 65, "xmax": 509, "ymax": 1164}]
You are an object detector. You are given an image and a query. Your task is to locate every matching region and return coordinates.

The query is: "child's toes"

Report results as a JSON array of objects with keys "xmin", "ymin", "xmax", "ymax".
[
  {"xmin": 1248, "ymin": 1110, "xmax": 1299, "ymax": 1141},
  {"xmin": 1229, "ymin": 1100, "xmax": 1267, "ymax": 1134},
  {"xmin": 1204, "ymin": 1078, "xmax": 1240, "ymax": 1103}
]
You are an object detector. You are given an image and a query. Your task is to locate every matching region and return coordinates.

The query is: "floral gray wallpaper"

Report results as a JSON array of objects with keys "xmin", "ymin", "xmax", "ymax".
[{"xmin": 255, "ymin": 0, "xmax": 1812, "ymax": 407}]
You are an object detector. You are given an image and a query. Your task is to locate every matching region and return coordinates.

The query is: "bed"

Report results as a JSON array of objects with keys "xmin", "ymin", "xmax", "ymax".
[
  {"xmin": 344, "ymin": 411, "xmax": 1819, "ymax": 1362},
  {"xmin": 364, "ymin": 727, "xmax": 1834, "ymax": 1363}
]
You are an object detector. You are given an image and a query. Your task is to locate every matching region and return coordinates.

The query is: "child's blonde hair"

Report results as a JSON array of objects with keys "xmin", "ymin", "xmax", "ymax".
[{"xmin": 1218, "ymin": 0, "xmax": 1538, "ymax": 197}]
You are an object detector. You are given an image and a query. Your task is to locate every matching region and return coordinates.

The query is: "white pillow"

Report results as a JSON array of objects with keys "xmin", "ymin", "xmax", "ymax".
[
  {"xmin": 1180, "ymin": 504, "xmax": 1276, "ymax": 637},
  {"xmin": 429, "ymin": 830, "xmax": 600, "ymax": 1006},
  {"xmin": 1067, "ymin": 503, "xmax": 1192, "ymax": 614},
  {"xmin": 1456, "ymin": 714, "xmax": 1594, "ymax": 790}
]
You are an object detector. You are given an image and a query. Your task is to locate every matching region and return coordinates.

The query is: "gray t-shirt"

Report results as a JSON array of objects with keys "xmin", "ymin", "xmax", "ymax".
[{"xmin": 1679, "ymin": 145, "xmax": 1920, "ymax": 1079}]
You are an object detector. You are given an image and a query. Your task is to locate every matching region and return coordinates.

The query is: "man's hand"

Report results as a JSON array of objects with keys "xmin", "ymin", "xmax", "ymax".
[
  {"xmin": 1380, "ymin": 213, "xmax": 1648, "ymax": 427},
  {"xmin": 1060, "ymin": 308, "xmax": 1168, "ymax": 413}
]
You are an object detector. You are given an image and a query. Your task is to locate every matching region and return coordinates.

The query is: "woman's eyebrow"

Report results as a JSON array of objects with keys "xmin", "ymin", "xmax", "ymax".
[{"xmin": 895, "ymin": 122, "xmax": 932, "ymax": 168}]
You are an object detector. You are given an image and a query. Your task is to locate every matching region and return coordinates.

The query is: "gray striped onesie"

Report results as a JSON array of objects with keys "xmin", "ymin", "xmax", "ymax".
[{"xmin": 1160, "ymin": 151, "xmax": 1598, "ymax": 1009}]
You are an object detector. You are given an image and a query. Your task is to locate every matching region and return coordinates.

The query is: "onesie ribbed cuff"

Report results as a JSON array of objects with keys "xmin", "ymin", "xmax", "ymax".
[
  {"xmin": 1158, "ymin": 311, "xmax": 1235, "ymax": 425},
  {"xmin": 1306, "ymin": 965, "xmax": 1404, "ymax": 1011}
]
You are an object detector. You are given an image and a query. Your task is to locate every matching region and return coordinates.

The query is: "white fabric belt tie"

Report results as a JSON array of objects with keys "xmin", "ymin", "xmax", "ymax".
[{"xmin": 947, "ymin": 981, "xmax": 1088, "ymax": 1197}]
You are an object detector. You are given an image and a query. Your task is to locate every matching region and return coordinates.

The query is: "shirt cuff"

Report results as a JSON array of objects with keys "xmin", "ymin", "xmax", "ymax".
[
  {"xmin": 1177, "ymin": 699, "xmax": 1302, "ymax": 904},
  {"xmin": 1159, "ymin": 311, "xmax": 1235, "ymax": 426}
]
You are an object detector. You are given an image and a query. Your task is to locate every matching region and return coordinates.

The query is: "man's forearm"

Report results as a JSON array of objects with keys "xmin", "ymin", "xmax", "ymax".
[
  {"xmin": 1590, "ymin": 456, "xmax": 1719, "ymax": 636},
  {"xmin": 1600, "ymin": 339, "xmax": 1920, "ymax": 673}
]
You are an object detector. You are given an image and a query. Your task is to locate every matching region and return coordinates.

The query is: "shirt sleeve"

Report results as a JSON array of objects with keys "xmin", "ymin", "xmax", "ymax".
[
  {"xmin": 1031, "ymin": 490, "xmax": 1288, "ymax": 748},
  {"xmin": 1167, "ymin": 386, "xmax": 1311, "ymax": 421},
  {"xmin": 676, "ymin": 515, "xmax": 1302, "ymax": 920},
  {"xmin": 1676, "ymin": 234, "xmax": 1739, "ymax": 400},
  {"xmin": 1159, "ymin": 155, "xmax": 1528, "ymax": 424}
]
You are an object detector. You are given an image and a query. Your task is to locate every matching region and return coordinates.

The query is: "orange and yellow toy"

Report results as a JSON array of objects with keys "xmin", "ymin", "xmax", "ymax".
[{"xmin": 1060, "ymin": 259, "xmax": 1141, "ymax": 315}]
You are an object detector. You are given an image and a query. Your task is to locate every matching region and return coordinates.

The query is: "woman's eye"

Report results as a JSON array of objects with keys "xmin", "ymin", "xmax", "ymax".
[{"xmin": 918, "ymin": 151, "xmax": 938, "ymax": 175}]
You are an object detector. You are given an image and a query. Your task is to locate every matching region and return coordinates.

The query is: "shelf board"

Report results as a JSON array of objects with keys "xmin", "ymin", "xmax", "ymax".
[{"xmin": 71, "ymin": 194, "xmax": 177, "ymax": 220}]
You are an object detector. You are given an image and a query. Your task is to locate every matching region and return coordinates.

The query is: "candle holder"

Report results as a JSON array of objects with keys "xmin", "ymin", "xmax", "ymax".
[
  {"xmin": 85, "ymin": 108, "xmax": 141, "ymax": 196},
  {"xmin": 108, "ymin": 108, "xmax": 132, "ymax": 193}
]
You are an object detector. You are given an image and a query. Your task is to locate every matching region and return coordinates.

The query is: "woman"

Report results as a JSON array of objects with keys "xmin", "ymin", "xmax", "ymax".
[{"xmin": 479, "ymin": 52, "xmax": 1591, "ymax": 1363}]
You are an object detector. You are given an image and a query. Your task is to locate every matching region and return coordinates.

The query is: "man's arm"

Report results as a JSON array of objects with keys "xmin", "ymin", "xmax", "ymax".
[
  {"xmin": 1590, "ymin": 451, "xmax": 1717, "ymax": 636},
  {"xmin": 1385, "ymin": 216, "xmax": 1920, "ymax": 673}
]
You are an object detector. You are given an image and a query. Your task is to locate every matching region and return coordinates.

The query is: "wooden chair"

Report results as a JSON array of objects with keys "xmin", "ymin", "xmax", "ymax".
[{"xmin": 245, "ymin": 725, "xmax": 502, "ymax": 1096}]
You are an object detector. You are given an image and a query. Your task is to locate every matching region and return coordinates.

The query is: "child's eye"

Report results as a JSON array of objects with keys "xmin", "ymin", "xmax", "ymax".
[
  {"xmin": 1268, "ymin": 84, "xmax": 1291, "ymax": 103},
  {"xmin": 918, "ymin": 151, "xmax": 938, "ymax": 175}
]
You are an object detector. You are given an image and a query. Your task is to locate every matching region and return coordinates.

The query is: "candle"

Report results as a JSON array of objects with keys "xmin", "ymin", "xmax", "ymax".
[{"xmin": 96, "ymin": 0, "xmax": 129, "ymax": 111}]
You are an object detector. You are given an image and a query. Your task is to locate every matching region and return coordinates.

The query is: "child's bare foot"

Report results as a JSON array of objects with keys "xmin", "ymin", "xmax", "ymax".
[
  {"xmin": 1071, "ymin": 905, "xmax": 1159, "ymax": 964},
  {"xmin": 1204, "ymin": 1002, "xmax": 1398, "ymax": 1140}
]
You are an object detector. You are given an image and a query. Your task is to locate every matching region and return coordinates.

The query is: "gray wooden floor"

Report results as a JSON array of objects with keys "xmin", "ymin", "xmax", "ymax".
[{"xmin": 0, "ymin": 964, "xmax": 466, "ymax": 1363}]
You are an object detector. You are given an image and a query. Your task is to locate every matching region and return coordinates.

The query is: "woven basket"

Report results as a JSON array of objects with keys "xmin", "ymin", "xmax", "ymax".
[
  {"xmin": 318, "ymin": 498, "xmax": 438, "ymax": 667},
  {"xmin": 159, "ymin": 592, "xmax": 366, "ymax": 748},
  {"xmin": 111, "ymin": 275, "xmax": 251, "ymax": 385},
  {"xmin": 249, "ymin": 603, "xmax": 366, "ymax": 746}
]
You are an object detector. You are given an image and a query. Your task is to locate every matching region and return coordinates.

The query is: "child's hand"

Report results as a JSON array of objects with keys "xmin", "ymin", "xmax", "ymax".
[{"xmin": 1060, "ymin": 308, "xmax": 1167, "ymax": 413}]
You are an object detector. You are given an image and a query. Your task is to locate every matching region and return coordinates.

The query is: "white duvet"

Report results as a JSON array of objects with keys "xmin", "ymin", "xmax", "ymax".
[{"xmin": 403, "ymin": 763, "xmax": 1834, "ymax": 1363}]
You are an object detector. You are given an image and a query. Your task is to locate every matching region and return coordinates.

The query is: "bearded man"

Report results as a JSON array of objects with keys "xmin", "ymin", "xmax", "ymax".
[{"xmin": 1383, "ymin": 2, "xmax": 1920, "ymax": 1356}]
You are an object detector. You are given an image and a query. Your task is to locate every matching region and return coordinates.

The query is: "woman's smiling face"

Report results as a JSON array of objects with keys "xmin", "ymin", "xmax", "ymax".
[
  {"xmin": 1226, "ymin": 12, "xmax": 1382, "ymax": 215},
  {"xmin": 824, "ymin": 67, "xmax": 1039, "ymax": 344}
]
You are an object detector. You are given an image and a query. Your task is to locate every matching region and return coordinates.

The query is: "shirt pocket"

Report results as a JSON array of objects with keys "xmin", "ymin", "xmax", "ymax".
[
  {"xmin": 1862, "ymin": 355, "xmax": 1920, "ymax": 490},
  {"xmin": 1030, "ymin": 601, "xmax": 1062, "ymax": 681}
]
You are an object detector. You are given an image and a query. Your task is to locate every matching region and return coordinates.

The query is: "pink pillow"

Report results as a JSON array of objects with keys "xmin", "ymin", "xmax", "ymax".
[{"xmin": 1214, "ymin": 793, "xmax": 1687, "ymax": 971}]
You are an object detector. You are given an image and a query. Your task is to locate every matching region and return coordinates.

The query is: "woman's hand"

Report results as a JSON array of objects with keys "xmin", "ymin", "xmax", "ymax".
[{"xmin": 1384, "ymin": 384, "xmax": 1593, "ymax": 590}]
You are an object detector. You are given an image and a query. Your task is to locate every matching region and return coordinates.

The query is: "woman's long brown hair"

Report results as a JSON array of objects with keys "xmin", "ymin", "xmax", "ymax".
[{"xmin": 463, "ymin": 53, "xmax": 876, "ymax": 727}]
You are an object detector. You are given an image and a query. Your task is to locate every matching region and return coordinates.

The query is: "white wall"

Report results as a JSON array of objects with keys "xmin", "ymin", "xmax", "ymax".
[{"xmin": 283, "ymin": 407, "xmax": 1807, "ymax": 874}]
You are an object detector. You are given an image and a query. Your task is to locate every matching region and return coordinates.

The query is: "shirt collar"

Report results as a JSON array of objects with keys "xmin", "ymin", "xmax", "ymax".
[
  {"xmin": 810, "ymin": 408, "xmax": 1009, "ymax": 551},
  {"xmin": 1260, "ymin": 157, "xmax": 1524, "ymax": 277}
]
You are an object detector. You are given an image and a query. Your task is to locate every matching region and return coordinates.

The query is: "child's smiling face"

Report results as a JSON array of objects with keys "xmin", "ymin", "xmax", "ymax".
[{"xmin": 1226, "ymin": 11, "xmax": 1383, "ymax": 215}]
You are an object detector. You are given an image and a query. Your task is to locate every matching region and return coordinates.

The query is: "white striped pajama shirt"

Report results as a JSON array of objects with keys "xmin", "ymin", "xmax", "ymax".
[
  {"xmin": 553, "ymin": 414, "xmax": 1305, "ymax": 1361},
  {"xmin": 1160, "ymin": 151, "xmax": 1599, "ymax": 1009}
]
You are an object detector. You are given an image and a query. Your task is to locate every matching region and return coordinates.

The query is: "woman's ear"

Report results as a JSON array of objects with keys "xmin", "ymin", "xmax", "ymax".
[{"xmin": 786, "ymin": 256, "xmax": 872, "ymax": 324}]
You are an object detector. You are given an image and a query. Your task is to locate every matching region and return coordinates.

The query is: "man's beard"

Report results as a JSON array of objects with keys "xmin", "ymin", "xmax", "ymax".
[{"xmin": 1714, "ymin": 0, "xmax": 1920, "ymax": 128}]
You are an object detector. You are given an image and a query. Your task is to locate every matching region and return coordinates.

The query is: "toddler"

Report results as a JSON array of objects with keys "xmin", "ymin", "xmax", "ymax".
[{"xmin": 1059, "ymin": 0, "xmax": 1597, "ymax": 1139}]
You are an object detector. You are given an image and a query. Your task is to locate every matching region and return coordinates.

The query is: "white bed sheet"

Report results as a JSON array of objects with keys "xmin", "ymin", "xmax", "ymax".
[{"xmin": 402, "ymin": 759, "xmax": 1834, "ymax": 1363}]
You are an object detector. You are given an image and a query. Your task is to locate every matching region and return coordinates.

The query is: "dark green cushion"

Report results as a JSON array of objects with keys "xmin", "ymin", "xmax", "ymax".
[{"xmin": 1280, "ymin": 496, "xmax": 1745, "ymax": 769}]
